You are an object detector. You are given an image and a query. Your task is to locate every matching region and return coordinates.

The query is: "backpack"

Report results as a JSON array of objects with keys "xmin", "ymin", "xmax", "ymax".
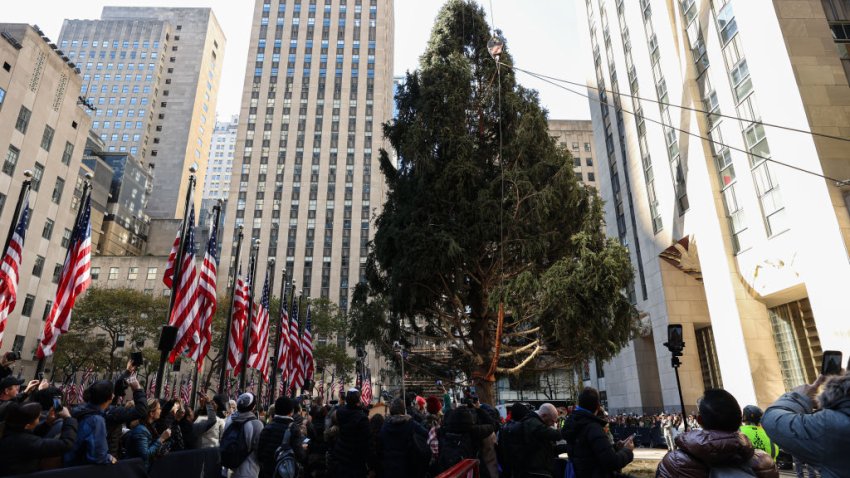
[
  {"xmin": 274, "ymin": 423, "xmax": 299, "ymax": 478},
  {"xmin": 499, "ymin": 419, "xmax": 526, "ymax": 473},
  {"xmin": 437, "ymin": 429, "xmax": 475, "ymax": 471},
  {"xmin": 220, "ymin": 420, "xmax": 251, "ymax": 469}
]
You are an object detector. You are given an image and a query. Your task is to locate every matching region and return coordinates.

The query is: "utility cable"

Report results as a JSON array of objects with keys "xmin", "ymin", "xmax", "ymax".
[
  {"xmin": 504, "ymin": 62, "xmax": 850, "ymax": 145},
  {"xmin": 501, "ymin": 61, "xmax": 848, "ymax": 186}
]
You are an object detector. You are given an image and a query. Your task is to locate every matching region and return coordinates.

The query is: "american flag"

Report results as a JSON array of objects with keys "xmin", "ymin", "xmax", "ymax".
[
  {"xmin": 301, "ymin": 303, "xmax": 314, "ymax": 382},
  {"xmin": 248, "ymin": 270, "xmax": 270, "ymax": 382},
  {"xmin": 227, "ymin": 270, "xmax": 249, "ymax": 375},
  {"xmin": 146, "ymin": 373, "xmax": 157, "ymax": 397},
  {"xmin": 180, "ymin": 378, "xmax": 192, "ymax": 405},
  {"xmin": 37, "ymin": 192, "xmax": 92, "ymax": 359},
  {"xmin": 190, "ymin": 209, "xmax": 219, "ymax": 370},
  {"xmin": 168, "ymin": 205, "xmax": 201, "ymax": 363},
  {"xmin": 360, "ymin": 370, "xmax": 373, "ymax": 407},
  {"xmin": 0, "ymin": 195, "xmax": 30, "ymax": 347},
  {"xmin": 164, "ymin": 377, "xmax": 171, "ymax": 399},
  {"xmin": 288, "ymin": 297, "xmax": 303, "ymax": 391},
  {"xmin": 276, "ymin": 289, "xmax": 291, "ymax": 386},
  {"xmin": 162, "ymin": 231, "xmax": 180, "ymax": 288}
]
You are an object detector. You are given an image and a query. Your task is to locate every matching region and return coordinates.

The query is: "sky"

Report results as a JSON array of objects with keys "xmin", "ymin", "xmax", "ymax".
[{"xmin": 4, "ymin": 0, "xmax": 591, "ymax": 121}]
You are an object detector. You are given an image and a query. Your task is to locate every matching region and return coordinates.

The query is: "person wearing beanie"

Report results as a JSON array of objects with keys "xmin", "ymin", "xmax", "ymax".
[
  {"xmin": 329, "ymin": 388, "xmax": 372, "ymax": 478},
  {"xmin": 257, "ymin": 396, "xmax": 306, "ymax": 478},
  {"xmin": 0, "ymin": 402, "xmax": 78, "ymax": 475},
  {"xmin": 222, "ymin": 393, "xmax": 265, "ymax": 478}
]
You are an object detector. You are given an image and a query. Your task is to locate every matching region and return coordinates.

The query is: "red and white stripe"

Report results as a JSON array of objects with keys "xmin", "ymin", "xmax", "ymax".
[
  {"xmin": 301, "ymin": 304, "xmax": 314, "ymax": 381},
  {"xmin": 248, "ymin": 306, "xmax": 269, "ymax": 381},
  {"xmin": 37, "ymin": 193, "xmax": 92, "ymax": 359},
  {"xmin": 0, "ymin": 195, "xmax": 30, "ymax": 347},
  {"xmin": 189, "ymin": 216, "xmax": 219, "ymax": 370},
  {"xmin": 227, "ymin": 274, "xmax": 249, "ymax": 374},
  {"xmin": 276, "ymin": 297, "xmax": 290, "ymax": 384},
  {"xmin": 168, "ymin": 205, "xmax": 201, "ymax": 363},
  {"xmin": 163, "ymin": 232, "xmax": 180, "ymax": 288},
  {"xmin": 288, "ymin": 301, "xmax": 304, "ymax": 391}
]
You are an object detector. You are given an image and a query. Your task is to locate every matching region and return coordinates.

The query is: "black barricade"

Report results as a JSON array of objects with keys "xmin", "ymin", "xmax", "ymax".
[
  {"xmin": 8, "ymin": 448, "xmax": 221, "ymax": 478},
  {"xmin": 610, "ymin": 424, "xmax": 665, "ymax": 448}
]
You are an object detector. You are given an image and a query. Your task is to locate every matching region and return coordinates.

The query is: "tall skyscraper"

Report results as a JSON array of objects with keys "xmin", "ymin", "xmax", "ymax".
[
  {"xmin": 548, "ymin": 120, "xmax": 600, "ymax": 189},
  {"xmin": 58, "ymin": 7, "xmax": 226, "ymax": 219},
  {"xmin": 0, "ymin": 24, "xmax": 93, "ymax": 370},
  {"xmin": 203, "ymin": 115, "xmax": 238, "ymax": 202},
  {"xmin": 220, "ymin": 0, "xmax": 395, "ymax": 313},
  {"xmin": 577, "ymin": 0, "xmax": 850, "ymax": 412}
]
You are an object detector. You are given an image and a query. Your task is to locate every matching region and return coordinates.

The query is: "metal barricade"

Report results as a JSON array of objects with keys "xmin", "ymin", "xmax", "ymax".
[{"xmin": 435, "ymin": 459, "xmax": 480, "ymax": 478}]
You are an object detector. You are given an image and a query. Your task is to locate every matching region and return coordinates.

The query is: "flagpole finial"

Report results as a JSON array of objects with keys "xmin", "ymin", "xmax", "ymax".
[
  {"xmin": 268, "ymin": 257, "xmax": 275, "ymax": 266},
  {"xmin": 23, "ymin": 169, "xmax": 33, "ymax": 179},
  {"xmin": 253, "ymin": 239, "xmax": 260, "ymax": 250},
  {"xmin": 189, "ymin": 164, "xmax": 198, "ymax": 174},
  {"xmin": 84, "ymin": 172, "xmax": 94, "ymax": 180},
  {"xmin": 237, "ymin": 224, "xmax": 244, "ymax": 231}
]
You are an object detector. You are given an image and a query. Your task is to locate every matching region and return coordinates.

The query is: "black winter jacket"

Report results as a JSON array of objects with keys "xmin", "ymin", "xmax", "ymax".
[
  {"xmin": 562, "ymin": 410, "xmax": 633, "ymax": 478},
  {"xmin": 257, "ymin": 415, "xmax": 306, "ymax": 478},
  {"xmin": 378, "ymin": 414, "xmax": 428, "ymax": 478},
  {"xmin": 0, "ymin": 418, "xmax": 78, "ymax": 476},
  {"xmin": 105, "ymin": 387, "xmax": 147, "ymax": 456},
  {"xmin": 519, "ymin": 412, "xmax": 564, "ymax": 477},
  {"xmin": 330, "ymin": 404, "xmax": 371, "ymax": 478}
]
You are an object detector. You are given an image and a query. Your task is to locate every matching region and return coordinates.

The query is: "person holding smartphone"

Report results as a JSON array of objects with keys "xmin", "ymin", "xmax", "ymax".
[{"xmin": 562, "ymin": 387, "xmax": 634, "ymax": 478}]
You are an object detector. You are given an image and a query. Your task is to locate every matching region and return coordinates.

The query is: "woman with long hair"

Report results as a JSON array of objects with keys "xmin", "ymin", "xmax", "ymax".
[{"xmin": 124, "ymin": 398, "xmax": 171, "ymax": 469}]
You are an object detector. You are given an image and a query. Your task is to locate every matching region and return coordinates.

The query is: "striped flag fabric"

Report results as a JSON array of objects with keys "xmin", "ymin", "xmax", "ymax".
[
  {"xmin": 37, "ymin": 192, "xmax": 92, "ymax": 359},
  {"xmin": 168, "ymin": 205, "xmax": 201, "ymax": 363},
  {"xmin": 180, "ymin": 378, "xmax": 192, "ymax": 405},
  {"xmin": 162, "ymin": 231, "xmax": 180, "ymax": 288},
  {"xmin": 361, "ymin": 370, "xmax": 373, "ymax": 407},
  {"xmin": 227, "ymin": 271, "xmax": 249, "ymax": 375},
  {"xmin": 248, "ymin": 271, "xmax": 270, "ymax": 382},
  {"xmin": 276, "ymin": 291, "xmax": 291, "ymax": 385},
  {"xmin": 146, "ymin": 373, "xmax": 157, "ymax": 397},
  {"xmin": 190, "ymin": 211, "xmax": 219, "ymax": 370},
  {"xmin": 0, "ymin": 195, "xmax": 30, "ymax": 348},
  {"xmin": 287, "ymin": 297, "xmax": 303, "ymax": 391},
  {"xmin": 301, "ymin": 303, "xmax": 314, "ymax": 381}
]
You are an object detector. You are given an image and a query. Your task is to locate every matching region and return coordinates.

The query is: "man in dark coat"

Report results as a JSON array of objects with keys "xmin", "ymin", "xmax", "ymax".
[
  {"xmin": 257, "ymin": 396, "xmax": 306, "ymax": 478},
  {"xmin": 378, "ymin": 398, "xmax": 429, "ymax": 478},
  {"xmin": 0, "ymin": 402, "xmax": 78, "ymax": 476},
  {"xmin": 562, "ymin": 387, "xmax": 634, "ymax": 478},
  {"xmin": 519, "ymin": 403, "xmax": 566, "ymax": 478},
  {"xmin": 657, "ymin": 388, "xmax": 778, "ymax": 478},
  {"xmin": 329, "ymin": 389, "xmax": 372, "ymax": 478},
  {"xmin": 104, "ymin": 367, "xmax": 147, "ymax": 456},
  {"xmin": 499, "ymin": 402, "xmax": 530, "ymax": 478}
]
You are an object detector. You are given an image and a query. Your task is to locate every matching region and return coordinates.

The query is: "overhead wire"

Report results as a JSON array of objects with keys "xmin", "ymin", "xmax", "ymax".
[
  {"xmin": 499, "ymin": 61, "xmax": 849, "ymax": 186},
  {"xmin": 507, "ymin": 63, "xmax": 850, "ymax": 145}
]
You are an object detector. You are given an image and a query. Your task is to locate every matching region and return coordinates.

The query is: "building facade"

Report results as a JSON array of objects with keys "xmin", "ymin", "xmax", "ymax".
[
  {"xmin": 0, "ymin": 24, "xmax": 93, "ymax": 365},
  {"xmin": 576, "ymin": 0, "xmax": 850, "ymax": 413},
  {"xmin": 549, "ymin": 119, "xmax": 600, "ymax": 189},
  {"xmin": 220, "ymin": 0, "xmax": 395, "ymax": 314},
  {"xmin": 203, "ymin": 115, "xmax": 238, "ymax": 201},
  {"xmin": 58, "ymin": 7, "xmax": 226, "ymax": 219}
]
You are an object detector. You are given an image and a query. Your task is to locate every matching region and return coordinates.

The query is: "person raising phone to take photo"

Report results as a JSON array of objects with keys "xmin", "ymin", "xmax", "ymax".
[{"xmin": 562, "ymin": 387, "xmax": 635, "ymax": 478}]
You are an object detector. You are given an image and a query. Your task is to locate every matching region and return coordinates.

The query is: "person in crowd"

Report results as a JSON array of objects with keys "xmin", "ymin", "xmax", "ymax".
[
  {"xmin": 104, "ymin": 369, "xmax": 147, "ymax": 457},
  {"xmin": 762, "ymin": 373, "xmax": 848, "ymax": 478},
  {"xmin": 0, "ymin": 353, "xmax": 17, "ymax": 381},
  {"xmin": 305, "ymin": 404, "xmax": 329, "ymax": 478},
  {"xmin": 498, "ymin": 401, "xmax": 529, "ymax": 478},
  {"xmin": 257, "ymin": 396, "xmax": 306, "ymax": 478},
  {"xmin": 0, "ymin": 402, "xmax": 77, "ymax": 475},
  {"xmin": 222, "ymin": 392, "xmax": 265, "ymax": 478},
  {"xmin": 0, "ymin": 377, "xmax": 44, "ymax": 423},
  {"xmin": 657, "ymin": 388, "xmax": 778, "ymax": 478},
  {"xmin": 563, "ymin": 387, "xmax": 634, "ymax": 478},
  {"xmin": 436, "ymin": 398, "xmax": 494, "ymax": 472},
  {"xmin": 662, "ymin": 414, "xmax": 675, "ymax": 451},
  {"xmin": 31, "ymin": 386, "xmax": 67, "ymax": 440},
  {"xmin": 328, "ymin": 388, "xmax": 372, "ymax": 478},
  {"xmin": 740, "ymin": 405, "xmax": 778, "ymax": 460},
  {"xmin": 65, "ymin": 380, "xmax": 118, "ymax": 466},
  {"xmin": 378, "ymin": 398, "xmax": 428, "ymax": 478},
  {"xmin": 125, "ymin": 397, "xmax": 171, "ymax": 469},
  {"xmin": 516, "ymin": 403, "xmax": 567, "ymax": 478},
  {"xmin": 410, "ymin": 395, "xmax": 427, "ymax": 424},
  {"xmin": 196, "ymin": 394, "xmax": 227, "ymax": 448},
  {"xmin": 153, "ymin": 399, "xmax": 184, "ymax": 452},
  {"xmin": 368, "ymin": 413, "xmax": 384, "ymax": 477}
]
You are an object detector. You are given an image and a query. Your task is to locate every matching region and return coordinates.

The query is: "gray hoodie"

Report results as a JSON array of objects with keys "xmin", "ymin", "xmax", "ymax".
[{"xmin": 225, "ymin": 411, "xmax": 264, "ymax": 478}]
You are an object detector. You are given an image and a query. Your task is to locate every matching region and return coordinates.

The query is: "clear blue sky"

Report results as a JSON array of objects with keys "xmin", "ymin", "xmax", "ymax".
[{"xmin": 4, "ymin": 0, "xmax": 591, "ymax": 121}]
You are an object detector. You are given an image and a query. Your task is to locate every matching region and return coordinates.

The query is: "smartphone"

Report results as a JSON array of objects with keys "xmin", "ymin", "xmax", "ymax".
[
  {"xmin": 667, "ymin": 325, "xmax": 684, "ymax": 350},
  {"xmin": 52, "ymin": 397, "xmax": 62, "ymax": 413},
  {"xmin": 36, "ymin": 372, "xmax": 44, "ymax": 380},
  {"xmin": 130, "ymin": 352, "xmax": 144, "ymax": 367},
  {"xmin": 822, "ymin": 350, "xmax": 843, "ymax": 376}
]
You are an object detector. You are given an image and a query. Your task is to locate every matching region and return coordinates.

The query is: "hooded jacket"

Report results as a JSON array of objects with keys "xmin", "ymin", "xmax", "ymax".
[
  {"xmin": 378, "ymin": 414, "xmax": 428, "ymax": 478},
  {"xmin": 65, "ymin": 404, "xmax": 113, "ymax": 466},
  {"xmin": 330, "ymin": 404, "xmax": 371, "ymax": 478},
  {"xmin": 519, "ymin": 412, "xmax": 565, "ymax": 477},
  {"xmin": 225, "ymin": 411, "xmax": 264, "ymax": 478},
  {"xmin": 656, "ymin": 429, "xmax": 778, "ymax": 478},
  {"xmin": 0, "ymin": 418, "xmax": 77, "ymax": 476},
  {"xmin": 124, "ymin": 423, "xmax": 162, "ymax": 469},
  {"xmin": 562, "ymin": 409, "xmax": 633, "ymax": 478},
  {"xmin": 257, "ymin": 415, "xmax": 306, "ymax": 478}
]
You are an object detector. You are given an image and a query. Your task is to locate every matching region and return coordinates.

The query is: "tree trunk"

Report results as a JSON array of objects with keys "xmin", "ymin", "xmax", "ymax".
[{"xmin": 470, "ymin": 296, "xmax": 496, "ymax": 404}]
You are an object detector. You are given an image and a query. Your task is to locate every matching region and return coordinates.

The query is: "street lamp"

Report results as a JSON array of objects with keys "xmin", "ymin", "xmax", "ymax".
[
  {"xmin": 663, "ymin": 324, "xmax": 688, "ymax": 431},
  {"xmin": 393, "ymin": 341, "xmax": 406, "ymax": 413}
]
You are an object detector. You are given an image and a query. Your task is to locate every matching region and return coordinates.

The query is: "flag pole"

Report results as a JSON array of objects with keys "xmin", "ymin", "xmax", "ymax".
[
  {"xmin": 269, "ymin": 267, "xmax": 287, "ymax": 402},
  {"xmin": 1, "ymin": 170, "xmax": 33, "ymax": 266},
  {"xmin": 239, "ymin": 240, "xmax": 259, "ymax": 392},
  {"xmin": 296, "ymin": 291, "xmax": 304, "ymax": 397},
  {"xmin": 191, "ymin": 200, "xmax": 222, "ymax": 409},
  {"xmin": 33, "ymin": 174, "xmax": 91, "ymax": 379},
  {"xmin": 218, "ymin": 224, "xmax": 243, "ymax": 393},
  {"xmin": 155, "ymin": 166, "xmax": 196, "ymax": 398},
  {"xmin": 255, "ymin": 258, "xmax": 275, "ymax": 410}
]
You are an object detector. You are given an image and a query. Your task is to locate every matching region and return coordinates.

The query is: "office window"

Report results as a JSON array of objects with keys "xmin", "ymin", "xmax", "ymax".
[
  {"xmin": 52, "ymin": 178, "xmax": 65, "ymax": 204},
  {"xmin": 61, "ymin": 141, "xmax": 75, "ymax": 165},
  {"xmin": 91, "ymin": 267, "xmax": 101, "ymax": 280},
  {"xmin": 573, "ymin": 157, "xmax": 581, "ymax": 167},
  {"xmin": 52, "ymin": 264, "xmax": 63, "ymax": 283},
  {"xmin": 147, "ymin": 267, "xmax": 158, "ymax": 280},
  {"xmin": 144, "ymin": 288, "xmax": 154, "ymax": 296},
  {"xmin": 730, "ymin": 60, "xmax": 753, "ymax": 103},
  {"xmin": 22, "ymin": 294, "xmax": 35, "ymax": 317},
  {"xmin": 0, "ymin": 193, "xmax": 5, "ymax": 215},
  {"xmin": 108, "ymin": 267, "xmax": 119, "ymax": 280},
  {"xmin": 3, "ymin": 146, "xmax": 20, "ymax": 176},
  {"xmin": 40, "ymin": 125, "xmax": 55, "ymax": 151},
  {"xmin": 716, "ymin": 3, "xmax": 738, "ymax": 45},
  {"xmin": 41, "ymin": 300, "xmax": 53, "ymax": 322},
  {"xmin": 31, "ymin": 163, "xmax": 44, "ymax": 191},
  {"xmin": 586, "ymin": 158, "xmax": 593, "ymax": 167},
  {"xmin": 15, "ymin": 106, "xmax": 31, "ymax": 133},
  {"xmin": 584, "ymin": 142, "xmax": 591, "ymax": 152},
  {"xmin": 572, "ymin": 142, "xmax": 579, "ymax": 150},
  {"xmin": 32, "ymin": 255, "xmax": 45, "ymax": 277},
  {"xmin": 588, "ymin": 172, "xmax": 596, "ymax": 182},
  {"xmin": 42, "ymin": 219, "xmax": 54, "ymax": 240},
  {"xmin": 11, "ymin": 335, "xmax": 24, "ymax": 354},
  {"xmin": 0, "ymin": 87, "xmax": 5, "ymax": 107},
  {"xmin": 128, "ymin": 267, "xmax": 139, "ymax": 280},
  {"xmin": 61, "ymin": 229, "xmax": 72, "ymax": 248}
]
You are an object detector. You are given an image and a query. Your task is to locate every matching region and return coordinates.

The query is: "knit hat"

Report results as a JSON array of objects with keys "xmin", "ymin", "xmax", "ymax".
[
  {"xmin": 415, "ymin": 396, "xmax": 426, "ymax": 407},
  {"xmin": 425, "ymin": 395, "xmax": 442, "ymax": 415},
  {"xmin": 4, "ymin": 402, "xmax": 41, "ymax": 430},
  {"xmin": 237, "ymin": 392, "xmax": 256, "ymax": 412}
]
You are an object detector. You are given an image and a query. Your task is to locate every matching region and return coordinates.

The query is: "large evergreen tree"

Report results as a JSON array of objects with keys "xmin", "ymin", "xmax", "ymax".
[{"xmin": 350, "ymin": 0, "xmax": 637, "ymax": 403}]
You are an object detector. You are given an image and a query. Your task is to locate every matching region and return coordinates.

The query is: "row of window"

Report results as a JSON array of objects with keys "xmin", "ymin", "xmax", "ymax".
[
  {"xmin": 61, "ymin": 39, "xmax": 161, "ymax": 50},
  {"xmin": 90, "ymin": 266, "xmax": 159, "ymax": 281}
]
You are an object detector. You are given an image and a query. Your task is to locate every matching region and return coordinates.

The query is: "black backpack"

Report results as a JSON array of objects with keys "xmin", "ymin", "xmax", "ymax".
[
  {"xmin": 437, "ymin": 428, "xmax": 475, "ymax": 471},
  {"xmin": 220, "ymin": 420, "xmax": 251, "ymax": 469},
  {"xmin": 274, "ymin": 423, "xmax": 299, "ymax": 478}
]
